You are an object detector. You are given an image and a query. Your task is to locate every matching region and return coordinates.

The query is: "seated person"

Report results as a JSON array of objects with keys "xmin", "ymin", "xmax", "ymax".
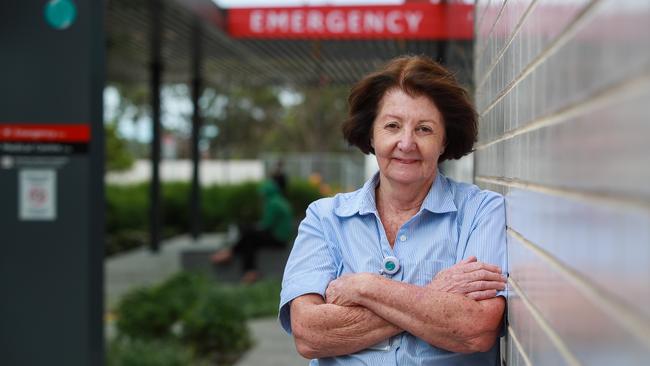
[{"xmin": 212, "ymin": 179, "xmax": 294, "ymax": 283}]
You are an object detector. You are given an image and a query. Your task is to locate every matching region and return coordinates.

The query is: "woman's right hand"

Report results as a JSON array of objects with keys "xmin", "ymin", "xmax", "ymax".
[{"xmin": 427, "ymin": 256, "xmax": 506, "ymax": 301}]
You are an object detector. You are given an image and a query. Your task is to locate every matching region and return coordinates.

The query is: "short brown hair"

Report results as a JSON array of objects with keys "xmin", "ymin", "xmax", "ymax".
[{"xmin": 342, "ymin": 55, "xmax": 477, "ymax": 162}]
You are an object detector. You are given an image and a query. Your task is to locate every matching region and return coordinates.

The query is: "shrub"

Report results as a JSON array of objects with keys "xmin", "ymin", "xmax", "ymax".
[
  {"xmin": 113, "ymin": 272, "xmax": 254, "ymax": 365},
  {"xmin": 106, "ymin": 183, "xmax": 149, "ymax": 233},
  {"xmin": 181, "ymin": 287, "xmax": 252, "ymax": 364},
  {"xmin": 105, "ymin": 229, "xmax": 147, "ymax": 257},
  {"xmin": 115, "ymin": 272, "xmax": 212, "ymax": 340},
  {"xmin": 286, "ymin": 179, "xmax": 323, "ymax": 220},
  {"xmin": 231, "ymin": 280, "xmax": 282, "ymax": 319},
  {"xmin": 106, "ymin": 338, "xmax": 201, "ymax": 366},
  {"xmin": 105, "ymin": 179, "xmax": 323, "ymax": 256},
  {"xmin": 115, "ymin": 286, "xmax": 176, "ymax": 340},
  {"xmin": 201, "ymin": 182, "xmax": 261, "ymax": 232}
]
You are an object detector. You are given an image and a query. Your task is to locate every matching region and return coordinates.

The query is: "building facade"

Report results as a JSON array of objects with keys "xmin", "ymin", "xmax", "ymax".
[{"xmin": 473, "ymin": 1, "xmax": 650, "ymax": 364}]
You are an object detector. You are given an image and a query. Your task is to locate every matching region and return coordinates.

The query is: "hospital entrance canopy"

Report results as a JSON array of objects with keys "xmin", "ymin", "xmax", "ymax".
[
  {"xmin": 106, "ymin": 0, "xmax": 475, "ymax": 87},
  {"xmin": 106, "ymin": 0, "xmax": 475, "ymax": 250}
]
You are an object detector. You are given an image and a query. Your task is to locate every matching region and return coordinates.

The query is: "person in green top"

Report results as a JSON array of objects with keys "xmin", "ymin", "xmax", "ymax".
[{"xmin": 211, "ymin": 179, "xmax": 294, "ymax": 283}]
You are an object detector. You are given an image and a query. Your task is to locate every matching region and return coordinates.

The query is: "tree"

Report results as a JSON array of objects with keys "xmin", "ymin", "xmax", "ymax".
[{"xmin": 105, "ymin": 122, "xmax": 135, "ymax": 171}]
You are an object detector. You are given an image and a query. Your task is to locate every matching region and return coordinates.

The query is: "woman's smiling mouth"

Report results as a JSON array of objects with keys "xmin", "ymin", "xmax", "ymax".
[{"xmin": 393, "ymin": 158, "xmax": 419, "ymax": 164}]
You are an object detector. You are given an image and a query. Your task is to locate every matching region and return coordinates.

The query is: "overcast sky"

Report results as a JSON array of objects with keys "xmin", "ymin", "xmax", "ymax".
[{"xmin": 212, "ymin": 0, "xmax": 403, "ymax": 8}]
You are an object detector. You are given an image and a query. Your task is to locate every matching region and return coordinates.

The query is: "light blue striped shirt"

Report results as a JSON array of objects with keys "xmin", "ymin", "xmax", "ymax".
[{"xmin": 280, "ymin": 172, "xmax": 507, "ymax": 366}]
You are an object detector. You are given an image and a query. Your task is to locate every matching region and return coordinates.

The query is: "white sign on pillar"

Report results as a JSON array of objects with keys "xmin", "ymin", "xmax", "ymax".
[{"xmin": 19, "ymin": 169, "xmax": 57, "ymax": 221}]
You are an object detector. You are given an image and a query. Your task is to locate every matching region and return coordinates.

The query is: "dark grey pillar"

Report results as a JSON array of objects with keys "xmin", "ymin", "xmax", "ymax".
[
  {"xmin": 190, "ymin": 20, "xmax": 203, "ymax": 241},
  {"xmin": 149, "ymin": 0, "xmax": 162, "ymax": 252},
  {"xmin": 0, "ymin": 0, "xmax": 104, "ymax": 364}
]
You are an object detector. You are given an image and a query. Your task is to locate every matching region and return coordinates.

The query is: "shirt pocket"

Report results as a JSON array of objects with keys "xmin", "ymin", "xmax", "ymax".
[{"xmin": 414, "ymin": 259, "xmax": 454, "ymax": 286}]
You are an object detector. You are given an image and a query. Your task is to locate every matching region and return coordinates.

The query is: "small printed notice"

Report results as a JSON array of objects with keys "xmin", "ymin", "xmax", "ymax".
[{"xmin": 19, "ymin": 169, "xmax": 57, "ymax": 221}]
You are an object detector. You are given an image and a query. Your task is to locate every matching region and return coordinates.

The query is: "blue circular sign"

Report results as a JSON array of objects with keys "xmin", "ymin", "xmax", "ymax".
[{"xmin": 44, "ymin": 0, "xmax": 77, "ymax": 30}]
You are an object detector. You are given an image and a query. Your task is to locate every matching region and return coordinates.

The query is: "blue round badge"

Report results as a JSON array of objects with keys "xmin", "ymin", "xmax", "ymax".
[
  {"xmin": 382, "ymin": 256, "xmax": 400, "ymax": 275},
  {"xmin": 44, "ymin": 0, "xmax": 77, "ymax": 30}
]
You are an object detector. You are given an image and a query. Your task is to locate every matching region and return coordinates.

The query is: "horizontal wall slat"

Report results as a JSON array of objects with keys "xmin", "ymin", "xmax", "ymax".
[
  {"xmin": 509, "ymin": 232, "xmax": 650, "ymax": 365},
  {"xmin": 475, "ymin": 0, "xmax": 516, "ymax": 75},
  {"xmin": 506, "ymin": 326, "xmax": 534, "ymax": 366},
  {"xmin": 508, "ymin": 278, "xmax": 578, "ymax": 366},
  {"xmin": 479, "ymin": 183, "xmax": 650, "ymax": 320},
  {"xmin": 475, "ymin": 0, "xmax": 502, "ymax": 61},
  {"xmin": 478, "ymin": 0, "xmax": 650, "ymax": 142},
  {"xmin": 475, "ymin": 79, "xmax": 650, "ymax": 199},
  {"xmin": 476, "ymin": 0, "xmax": 594, "ymax": 110}
]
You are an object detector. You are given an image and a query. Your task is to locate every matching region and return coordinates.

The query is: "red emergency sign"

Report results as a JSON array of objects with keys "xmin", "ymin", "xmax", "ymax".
[
  {"xmin": 0, "ymin": 124, "xmax": 90, "ymax": 143},
  {"xmin": 227, "ymin": 3, "xmax": 473, "ymax": 40}
]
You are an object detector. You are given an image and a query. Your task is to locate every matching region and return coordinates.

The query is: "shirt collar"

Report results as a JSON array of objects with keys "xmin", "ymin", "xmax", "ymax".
[{"xmin": 334, "ymin": 171, "xmax": 457, "ymax": 217}]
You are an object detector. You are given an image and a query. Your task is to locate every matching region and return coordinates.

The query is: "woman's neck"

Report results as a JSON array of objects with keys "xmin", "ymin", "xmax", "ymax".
[{"xmin": 375, "ymin": 173, "xmax": 436, "ymax": 215}]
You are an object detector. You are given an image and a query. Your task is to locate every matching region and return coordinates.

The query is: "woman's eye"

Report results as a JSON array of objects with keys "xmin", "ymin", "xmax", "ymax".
[
  {"xmin": 417, "ymin": 126, "xmax": 433, "ymax": 133},
  {"xmin": 385, "ymin": 122, "xmax": 399, "ymax": 129}
]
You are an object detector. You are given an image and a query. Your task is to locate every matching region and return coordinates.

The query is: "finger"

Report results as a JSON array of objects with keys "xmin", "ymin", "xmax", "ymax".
[
  {"xmin": 469, "ymin": 269, "xmax": 507, "ymax": 282},
  {"xmin": 459, "ymin": 256, "xmax": 477, "ymax": 264},
  {"xmin": 468, "ymin": 280, "xmax": 506, "ymax": 292},
  {"xmin": 467, "ymin": 289, "xmax": 498, "ymax": 301},
  {"xmin": 461, "ymin": 261, "xmax": 501, "ymax": 274}
]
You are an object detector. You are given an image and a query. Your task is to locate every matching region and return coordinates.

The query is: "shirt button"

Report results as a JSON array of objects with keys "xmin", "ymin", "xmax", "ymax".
[{"xmin": 399, "ymin": 235, "xmax": 407, "ymax": 242}]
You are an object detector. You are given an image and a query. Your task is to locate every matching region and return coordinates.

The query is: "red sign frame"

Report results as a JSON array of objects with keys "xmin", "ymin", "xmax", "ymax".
[
  {"xmin": 227, "ymin": 3, "xmax": 473, "ymax": 40},
  {"xmin": 0, "ymin": 124, "xmax": 91, "ymax": 143}
]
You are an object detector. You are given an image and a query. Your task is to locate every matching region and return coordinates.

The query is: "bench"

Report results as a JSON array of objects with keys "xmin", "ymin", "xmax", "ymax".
[{"xmin": 180, "ymin": 245, "xmax": 292, "ymax": 283}]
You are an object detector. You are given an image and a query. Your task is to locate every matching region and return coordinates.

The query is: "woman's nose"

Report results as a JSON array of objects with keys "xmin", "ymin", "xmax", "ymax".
[{"xmin": 397, "ymin": 130, "xmax": 415, "ymax": 152}]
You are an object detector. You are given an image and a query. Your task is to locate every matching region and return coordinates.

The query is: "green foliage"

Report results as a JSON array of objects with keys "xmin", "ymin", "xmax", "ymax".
[
  {"xmin": 112, "ymin": 272, "xmax": 259, "ymax": 365},
  {"xmin": 105, "ymin": 123, "xmax": 135, "ymax": 172},
  {"xmin": 231, "ymin": 280, "xmax": 283, "ymax": 319},
  {"xmin": 105, "ymin": 183, "xmax": 149, "ymax": 233},
  {"xmin": 106, "ymin": 338, "xmax": 201, "ymax": 366},
  {"xmin": 105, "ymin": 229, "xmax": 148, "ymax": 257},
  {"xmin": 105, "ymin": 180, "xmax": 322, "ymax": 256},
  {"xmin": 115, "ymin": 272, "xmax": 212, "ymax": 340},
  {"xmin": 181, "ymin": 288, "xmax": 253, "ymax": 363},
  {"xmin": 201, "ymin": 182, "xmax": 262, "ymax": 232},
  {"xmin": 286, "ymin": 179, "xmax": 324, "ymax": 219},
  {"xmin": 115, "ymin": 286, "xmax": 176, "ymax": 339}
]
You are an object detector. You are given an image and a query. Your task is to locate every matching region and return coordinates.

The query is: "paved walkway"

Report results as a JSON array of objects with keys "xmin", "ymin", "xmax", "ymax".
[
  {"xmin": 237, "ymin": 318, "xmax": 306, "ymax": 366},
  {"xmin": 105, "ymin": 233, "xmax": 224, "ymax": 309},
  {"xmin": 104, "ymin": 233, "xmax": 305, "ymax": 365}
]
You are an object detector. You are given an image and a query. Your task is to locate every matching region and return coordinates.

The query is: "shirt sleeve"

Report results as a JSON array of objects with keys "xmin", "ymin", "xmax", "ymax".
[
  {"xmin": 278, "ymin": 200, "xmax": 339, "ymax": 334},
  {"xmin": 462, "ymin": 191, "xmax": 508, "ymax": 298},
  {"xmin": 461, "ymin": 191, "xmax": 508, "ymax": 337}
]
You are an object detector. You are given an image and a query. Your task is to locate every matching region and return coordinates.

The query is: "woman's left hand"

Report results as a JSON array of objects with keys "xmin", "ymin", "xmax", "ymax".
[{"xmin": 325, "ymin": 273, "xmax": 377, "ymax": 306}]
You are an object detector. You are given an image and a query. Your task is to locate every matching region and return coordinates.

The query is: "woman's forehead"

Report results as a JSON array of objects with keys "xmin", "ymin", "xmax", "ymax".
[{"xmin": 377, "ymin": 89, "xmax": 441, "ymax": 120}]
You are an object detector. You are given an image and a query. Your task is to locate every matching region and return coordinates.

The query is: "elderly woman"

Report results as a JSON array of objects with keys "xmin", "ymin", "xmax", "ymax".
[{"xmin": 279, "ymin": 55, "xmax": 507, "ymax": 365}]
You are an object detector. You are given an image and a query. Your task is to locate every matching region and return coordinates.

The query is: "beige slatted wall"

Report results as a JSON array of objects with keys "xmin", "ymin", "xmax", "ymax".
[{"xmin": 473, "ymin": 0, "xmax": 650, "ymax": 365}]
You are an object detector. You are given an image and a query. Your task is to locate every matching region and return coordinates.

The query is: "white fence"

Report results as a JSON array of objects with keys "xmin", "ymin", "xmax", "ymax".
[{"xmin": 105, "ymin": 159, "xmax": 264, "ymax": 185}]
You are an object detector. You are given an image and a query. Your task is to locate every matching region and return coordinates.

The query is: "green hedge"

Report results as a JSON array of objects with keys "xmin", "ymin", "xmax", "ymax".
[
  {"xmin": 106, "ymin": 180, "xmax": 322, "ymax": 256},
  {"xmin": 107, "ymin": 338, "xmax": 200, "ymax": 366},
  {"xmin": 111, "ymin": 272, "xmax": 282, "ymax": 365}
]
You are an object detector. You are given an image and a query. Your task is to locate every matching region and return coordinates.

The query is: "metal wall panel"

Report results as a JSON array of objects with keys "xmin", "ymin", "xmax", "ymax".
[
  {"xmin": 474, "ymin": 0, "xmax": 650, "ymax": 364},
  {"xmin": 475, "ymin": 81, "xmax": 650, "ymax": 197}
]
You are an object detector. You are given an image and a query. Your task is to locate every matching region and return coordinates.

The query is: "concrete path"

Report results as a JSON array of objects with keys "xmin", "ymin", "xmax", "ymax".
[
  {"xmin": 105, "ymin": 233, "xmax": 224, "ymax": 310},
  {"xmin": 104, "ymin": 233, "xmax": 306, "ymax": 365},
  {"xmin": 238, "ymin": 318, "xmax": 307, "ymax": 366}
]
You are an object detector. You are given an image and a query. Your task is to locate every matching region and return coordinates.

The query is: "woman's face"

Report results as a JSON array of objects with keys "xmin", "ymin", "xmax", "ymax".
[{"xmin": 371, "ymin": 88, "xmax": 445, "ymax": 187}]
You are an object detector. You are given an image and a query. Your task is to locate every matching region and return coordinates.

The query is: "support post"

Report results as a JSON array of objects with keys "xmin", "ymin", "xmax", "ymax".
[
  {"xmin": 190, "ymin": 20, "xmax": 203, "ymax": 240},
  {"xmin": 149, "ymin": 0, "xmax": 163, "ymax": 252}
]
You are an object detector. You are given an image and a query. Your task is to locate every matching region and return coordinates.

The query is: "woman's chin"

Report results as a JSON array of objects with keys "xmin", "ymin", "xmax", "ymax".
[
  {"xmin": 381, "ymin": 166, "xmax": 436, "ymax": 186},
  {"xmin": 384, "ymin": 172, "xmax": 424, "ymax": 185}
]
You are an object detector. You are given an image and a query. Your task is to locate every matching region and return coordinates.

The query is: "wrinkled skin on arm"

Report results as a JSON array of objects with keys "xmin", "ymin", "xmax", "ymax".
[
  {"xmin": 326, "ymin": 271, "xmax": 505, "ymax": 353},
  {"xmin": 290, "ymin": 294, "xmax": 402, "ymax": 359},
  {"xmin": 290, "ymin": 256, "xmax": 506, "ymax": 358}
]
